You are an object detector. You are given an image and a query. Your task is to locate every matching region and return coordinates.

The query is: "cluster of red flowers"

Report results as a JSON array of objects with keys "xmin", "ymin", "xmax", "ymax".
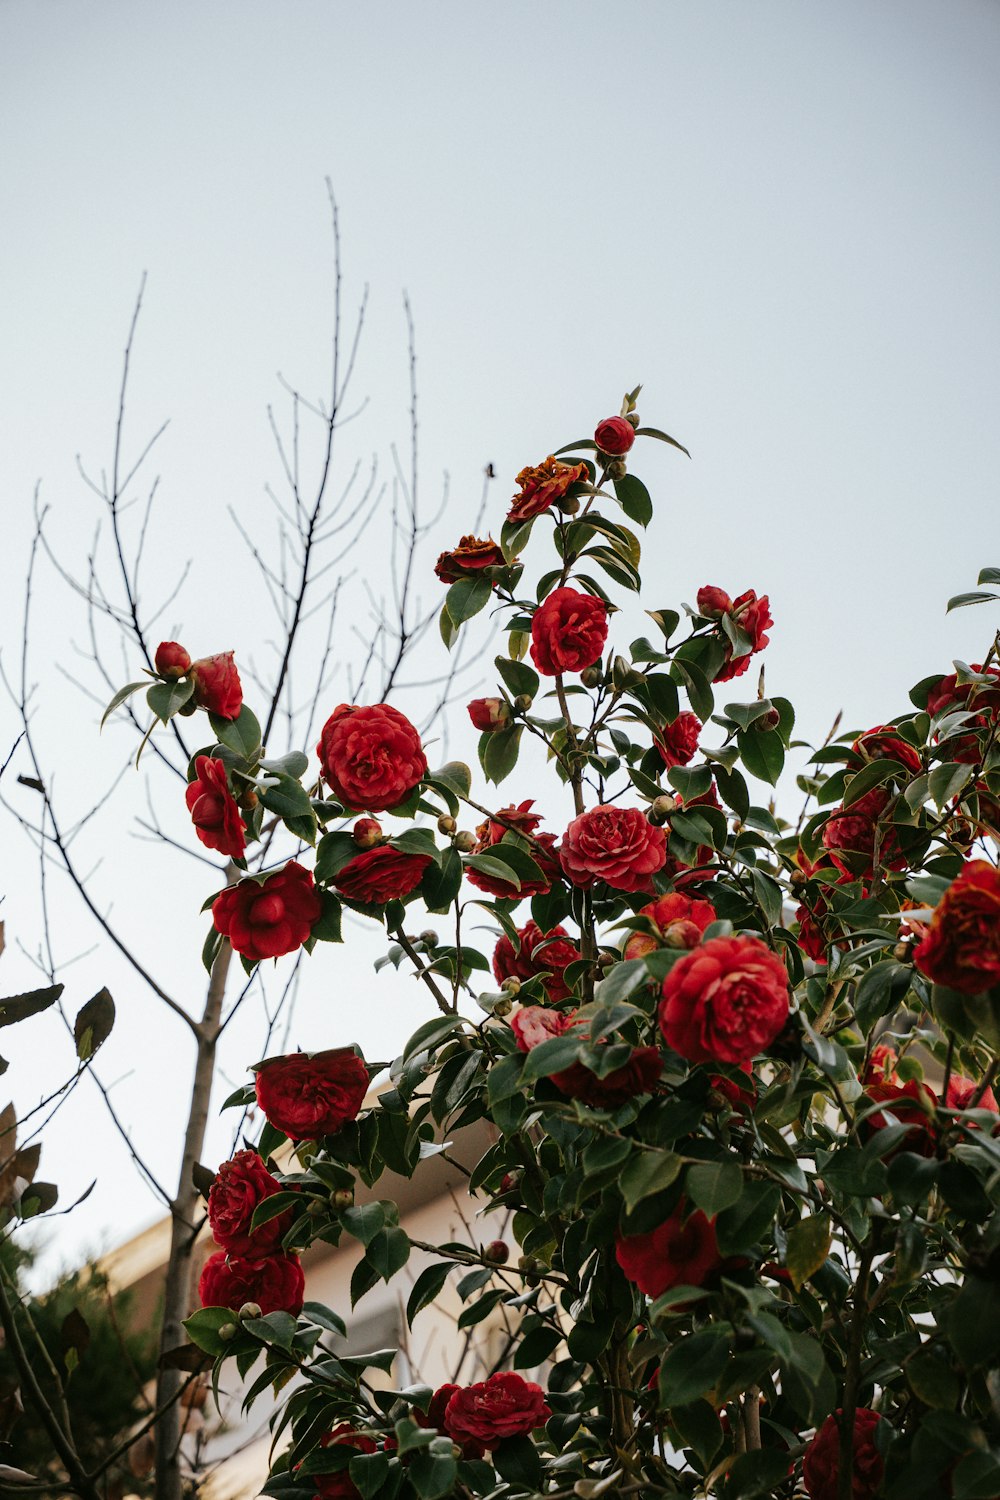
[
  {"xmin": 154, "ymin": 641, "xmax": 244, "ymax": 718},
  {"xmin": 199, "ymin": 1150, "xmax": 304, "ymax": 1316}
]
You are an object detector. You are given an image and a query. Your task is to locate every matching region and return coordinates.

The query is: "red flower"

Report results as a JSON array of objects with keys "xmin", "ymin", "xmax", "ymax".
[
  {"xmin": 416, "ymin": 1385, "xmax": 486, "ymax": 1460},
  {"xmin": 862, "ymin": 1043, "xmax": 900, "ymax": 1086},
  {"xmin": 710, "ymin": 1063, "xmax": 757, "ymax": 1111},
  {"xmin": 946, "ymin": 1073, "xmax": 999, "ymax": 1113},
  {"xmin": 207, "ymin": 1150, "xmax": 292, "ymax": 1255},
  {"xmin": 624, "ymin": 892, "xmax": 717, "ymax": 960},
  {"xmin": 852, "ymin": 724, "xmax": 922, "ymax": 775},
  {"xmin": 914, "ymin": 860, "xmax": 1000, "ymax": 994},
  {"xmin": 863, "ymin": 1079, "xmax": 938, "ymax": 1157},
  {"xmin": 654, "ymin": 712, "xmax": 702, "ymax": 769},
  {"xmin": 468, "ymin": 697, "xmax": 511, "ymax": 732},
  {"xmin": 927, "ymin": 662, "xmax": 1000, "ymax": 763},
  {"xmin": 511, "ymin": 1005, "xmax": 575, "ymax": 1052},
  {"xmin": 311, "ymin": 1425, "xmax": 378, "ymax": 1500},
  {"xmin": 508, "ymin": 456, "xmax": 588, "ymax": 524},
  {"xmin": 560, "ymin": 804, "xmax": 667, "ymax": 894},
  {"xmin": 553, "ymin": 1047, "xmax": 662, "ymax": 1108},
  {"xmin": 254, "ymin": 1048, "xmax": 369, "ymax": 1140},
  {"xmin": 802, "ymin": 1408, "xmax": 884, "ymax": 1500},
  {"xmin": 155, "ymin": 640, "xmax": 191, "ymax": 678},
  {"xmin": 333, "ymin": 845, "xmax": 431, "ymax": 905},
  {"xmin": 615, "ymin": 1202, "xmax": 722, "ymax": 1299},
  {"xmin": 434, "ymin": 534, "xmax": 505, "ymax": 584},
  {"xmin": 659, "ymin": 934, "xmax": 790, "ymax": 1065},
  {"xmin": 594, "ymin": 416, "xmax": 635, "ymax": 455},
  {"xmin": 198, "ymin": 1248, "xmax": 304, "ymax": 1316},
  {"xmin": 795, "ymin": 905, "xmax": 828, "ymax": 964},
  {"xmin": 212, "ymin": 861, "xmax": 321, "ymax": 962},
  {"xmin": 443, "ymin": 1371, "xmax": 551, "ymax": 1449},
  {"xmin": 529, "ymin": 587, "xmax": 609, "ymax": 677},
  {"xmin": 713, "ymin": 590, "xmax": 772, "ymax": 682},
  {"xmin": 190, "ymin": 651, "xmax": 243, "ymax": 719},
  {"xmin": 317, "ymin": 703, "xmax": 427, "ymax": 812},
  {"xmin": 465, "ymin": 801, "xmax": 561, "ymax": 900},
  {"xmin": 821, "ymin": 787, "xmax": 903, "ymax": 879},
  {"xmin": 492, "ymin": 921, "xmax": 580, "ymax": 1002},
  {"xmin": 352, "ymin": 817, "xmax": 383, "ymax": 848},
  {"xmin": 185, "ymin": 756, "xmax": 247, "ymax": 859},
  {"xmin": 696, "ymin": 586, "xmax": 732, "ymax": 619}
]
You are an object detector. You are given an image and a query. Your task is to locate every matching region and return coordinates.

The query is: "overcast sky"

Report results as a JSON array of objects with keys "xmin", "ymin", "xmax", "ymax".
[{"xmin": 2, "ymin": 0, "xmax": 999, "ymax": 1276}]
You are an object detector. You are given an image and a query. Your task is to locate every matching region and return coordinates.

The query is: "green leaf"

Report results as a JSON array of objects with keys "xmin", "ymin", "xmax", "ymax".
[
  {"xmin": 686, "ymin": 1159, "xmax": 743, "ymax": 1216},
  {"xmin": 648, "ymin": 607, "xmax": 681, "ymax": 641},
  {"xmin": 658, "ymin": 1331, "xmax": 729, "ymax": 1407},
  {"xmin": 312, "ymin": 892, "xmax": 343, "ymax": 943},
  {"xmin": 366, "ymin": 1226, "xmax": 410, "ymax": 1281},
  {"xmin": 210, "ymin": 705, "xmax": 262, "ymax": 758},
  {"xmin": 842, "ymin": 757, "xmax": 907, "ymax": 807},
  {"xmin": 348, "ymin": 1454, "xmax": 391, "ymax": 1500},
  {"xmin": 446, "ymin": 574, "xmax": 493, "ymax": 625},
  {"xmin": 594, "ymin": 959, "xmax": 649, "ymax": 1006},
  {"xmin": 481, "ymin": 723, "xmax": 523, "ymax": 785},
  {"xmin": 259, "ymin": 750, "xmax": 309, "ymax": 779},
  {"xmin": 340, "ymin": 1201, "xmax": 389, "ymax": 1248},
  {"xmin": 100, "ymin": 680, "xmax": 148, "ymax": 728},
  {"xmin": 73, "ymin": 987, "xmax": 115, "ymax": 1060},
  {"xmin": 494, "ymin": 657, "xmax": 538, "ymax": 699},
  {"xmin": 520, "ymin": 1034, "xmax": 583, "ymax": 1083},
  {"xmin": 492, "ymin": 1434, "xmax": 542, "ymax": 1489},
  {"xmin": 147, "ymin": 677, "xmax": 195, "ymax": 723},
  {"xmin": 946, "ymin": 590, "xmax": 998, "ymax": 612},
  {"xmin": 634, "ymin": 425, "xmax": 691, "ymax": 458},
  {"xmin": 183, "ymin": 1306, "xmax": 240, "ymax": 1354},
  {"xmin": 315, "ymin": 830, "xmax": 362, "ymax": 882},
  {"xmin": 785, "ymin": 1214, "xmax": 831, "ymax": 1290},
  {"xmin": 613, "ymin": 473, "xmax": 653, "ymax": 527},
  {"xmin": 673, "ymin": 658, "xmax": 714, "ymax": 720},
  {"xmin": 420, "ymin": 847, "xmax": 463, "ymax": 913},
  {"xmin": 737, "ymin": 727, "xmax": 785, "ymax": 786},
  {"xmin": 723, "ymin": 1451, "xmax": 797, "ymax": 1500},
  {"xmin": 259, "ymin": 774, "xmax": 316, "ymax": 823},
  {"xmin": 978, "ymin": 567, "xmax": 1000, "ymax": 585},
  {"xmin": 0, "ymin": 984, "xmax": 63, "ymax": 1029},
  {"xmin": 620, "ymin": 1150, "xmax": 683, "ymax": 1211},
  {"xmin": 716, "ymin": 1182, "xmax": 781, "ymax": 1257},
  {"xmin": 407, "ymin": 1262, "xmax": 452, "ymax": 1327}
]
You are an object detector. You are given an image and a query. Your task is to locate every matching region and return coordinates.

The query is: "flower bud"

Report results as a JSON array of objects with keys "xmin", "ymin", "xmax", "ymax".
[
  {"xmin": 893, "ymin": 941, "xmax": 912, "ymax": 964},
  {"xmin": 238, "ymin": 1301, "xmax": 262, "ymax": 1321},
  {"xmin": 665, "ymin": 918, "xmax": 702, "ymax": 949},
  {"xmin": 454, "ymin": 830, "xmax": 477, "ymax": 853},
  {"xmin": 755, "ymin": 707, "xmax": 781, "ymax": 732},
  {"xmin": 419, "ymin": 929, "xmax": 439, "ymax": 947},
  {"xmin": 513, "ymin": 693, "xmax": 534, "ymax": 713},
  {"xmin": 625, "ymin": 411, "xmax": 641, "ymax": 429},
  {"xmin": 493, "ymin": 995, "xmax": 513, "ymax": 1017},
  {"xmin": 623, "ymin": 932, "xmax": 657, "ymax": 961},
  {"xmin": 789, "ymin": 868, "xmax": 808, "ymax": 889},
  {"xmin": 240, "ymin": 788, "xmax": 259, "ymax": 812},
  {"xmin": 606, "ymin": 458, "xmax": 628, "ymax": 481},
  {"xmin": 696, "ymin": 585, "xmax": 732, "ymax": 620},
  {"xmin": 218, "ymin": 1322, "xmax": 238, "ymax": 1342},
  {"xmin": 499, "ymin": 1171, "xmax": 520, "ymax": 1193},
  {"xmin": 500, "ymin": 977, "xmax": 521, "ymax": 996},
  {"xmin": 468, "ymin": 697, "xmax": 511, "ymax": 733},
  {"xmin": 649, "ymin": 794, "xmax": 677, "ymax": 825},
  {"xmin": 154, "ymin": 640, "xmax": 191, "ymax": 679},
  {"xmin": 330, "ymin": 1188, "xmax": 354, "ymax": 1211},
  {"xmin": 598, "ymin": 949, "xmax": 618, "ymax": 969},
  {"xmin": 558, "ymin": 494, "xmax": 581, "ymax": 515},
  {"xmin": 518, "ymin": 1253, "xmax": 538, "ymax": 1273},
  {"xmin": 353, "ymin": 817, "xmax": 383, "ymax": 849},
  {"xmin": 594, "ymin": 415, "xmax": 636, "ymax": 456},
  {"xmin": 437, "ymin": 814, "xmax": 457, "ymax": 835},
  {"xmin": 580, "ymin": 665, "xmax": 603, "ymax": 689},
  {"xmin": 484, "ymin": 1239, "xmax": 510, "ymax": 1264}
]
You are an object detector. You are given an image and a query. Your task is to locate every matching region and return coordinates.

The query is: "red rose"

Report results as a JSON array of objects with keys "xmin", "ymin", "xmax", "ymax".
[
  {"xmin": 190, "ymin": 651, "xmax": 243, "ymax": 719},
  {"xmin": 713, "ymin": 590, "xmax": 772, "ymax": 682},
  {"xmin": 254, "ymin": 1048, "xmax": 369, "ymax": 1140},
  {"xmin": 802, "ymin": 1408, "xmax": 884, "ymax": 1500},
  {"xmin": 529, "ymin": 587, "xmax": 608, "ymax": 677},
  {"xmin": 511, "ymin": 1005, "xmax": 575, "ymax": 1052},
  {"xmin": 655, "ymin": 712, "xmax": 702, "ymax": 770},
  {"xmin": 696, "ymin": 586, "xmax": 732, "ymax": 619},
  {"xmin": 185, "ymin": 756, "xmax": 247, "ymax": 859},
  {"xmin": 416, "ymin": 1385, "xmax": 486, "ymax": 1460},
  {"xmin": 852, "ymin": 723, "xmax": 922, "ymax": 775},
  {"xmin": 508, "ymin": 456, "xmax": 588, "ymax": 524},
  {"xmin": 821, "ymin": 787, "xmax": 903, "ymax": 879},
  {"xmin": 946, "ymin": 1073, "xmax": 999, "ymax": 1113},
  {"xmin": 333, "ymin": 845, "xmax": 431, "ymax": 905},
  {"xmin": 553, "ymin": 1046, "xmax": 662, "ymax": 1108},
  {"xmin": 913, "ymin": 860, "xmax": 1000, "ymax": 994},
  {"xmin": 468, "ymin": 697, "xmax": 511, "ymax": 732},
  {"xmin": 207, "ymin": 1149, "xmax": 292, "ymax": 1255},
  {"xmin": 659, "ymin": 934, "xmax": 790, "ymax": 1065},
  {"xmin": 352, "ymin": 817, "xmax": 383, "ymax": 848},
  {"xmin": 443, "ymin": 1371, "xmax": 551, "ymax": 1448},
  {"xmin": 927, "ymin": 662, "xmax": 1000, "ymax": 763},
  {"xmin": 311, "ymin": 1425, "xmax": 378, "ymax": 1500},
  {"xmin": 624, "ymin": 892, "xmax": 718, "ymax": 960},
  {"xmin": 212, "ymin": 860, "xmax": 321, "ymax": 961},
  {"xmin": 615, "ymin": 1202, "xmax": 722, "ymax": 1298},
  {"xmin": 560, "ymin": 804, "xmax": 667, "ymax": 894},
  {"xmin": 434, "ymin": 534, "xmax": 505, "ymax": 584},
  {"xmin": 594, "ymin": 416, "xmax": 635, "ymax": 455},
  {"xmin": 493, "ymin": 921, "xmax": 580, "ymax": 1002},
  {"xmin": 155, "ymin": 640, "xmax": 191, "ymax": 678},
  {"xmin": 465, "ymin": 801, "xmax": 561, "ymax": 900},
  {"xmin": 863, "ymin": 1079, "xmax": 938, "ymax": 1156},
  {"xmin": 198, "ymin": 1248, "xmax": 304, "ymax": 1316},
  {"xmin": 317, "ymin": 703, "xmax": 427, "ymax": 812}
]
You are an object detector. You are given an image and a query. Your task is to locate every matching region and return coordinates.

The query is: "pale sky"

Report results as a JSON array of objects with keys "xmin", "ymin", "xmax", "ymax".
[{"xmin": 2, "ymin": 0, "xmax": 999, "ymax": 1275}]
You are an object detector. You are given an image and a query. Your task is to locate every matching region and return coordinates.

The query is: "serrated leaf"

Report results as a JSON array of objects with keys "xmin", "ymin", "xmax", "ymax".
[{"xmin": 209, "ymin": 705, "xmax": 262, "ymax": 758}]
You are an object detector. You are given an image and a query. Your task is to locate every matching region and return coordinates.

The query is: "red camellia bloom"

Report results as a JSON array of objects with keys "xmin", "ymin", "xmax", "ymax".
[
  {"xmin": 624, "ymin": 892, "xmax": 718, "ymax": 961},
  {"xmin": 311, "ymin": 1425, "xmax": 378, "ymax": 1500},
  {"xmin": 468, "ymin": 697, "xmax": 511, "ymax": 732},
  {"xmin": 946, "ymin": 1073, "xmax": 999, "ymax": 1114},
  {"xmin": 443, "ymin": 1371, "xmax": 551, "ymax": 1449},
  {"xmin": 465, "ymin": 801, "xmax": 561, "ymax": 900},
  {"xmin": 714, "ymin": 590, "xmax": 773, "ymax": 682},
  {"xmin": 492, "ymin": 920, "xmax": 580, "ymax": 1002},
  {"xmin": 852, "ymin": 723, "xmax": 922, "ymax": 775},
  {"xmin": 352, "ymin": 817, "xmax": 382, "ymax": 848},
  {"xmin": 416, "ymin": 1384, "xmax": 486, "ymax": 1459},
  {"xmin": 696, "ymin": 585, "xmax": 732, "ymax": 619},
  {"xmin": 560, "ymin": 805, "xmax": 667, "ymax": 894},
  {"xmin": 659, "ymin": 934, "xmax": 790, "ymax": 1065},
  {"xmin": 317, "ymin": 703, "xmax": 427, "ymax": 812},
  {"xmin": 198, "ymin": 1248, "xmax": 305, "ymax": 1316},
  {"xmin": 594, "ymin": 415, "xmax": 635, "ymax": 455},
  {"xmin": 333, "ymin": 845, "xmax": 431, "ymax": 905},
  {"xmin": 190, "ymin": 651, "xmax": 243, "ymax": 719},
  {"xmin": 863, "ymin": 1042, "xmax": 901, "ymax": 1086},
  {"xmin": 529, "ymin": 586, "xmax": 609, "ymax": 677},
  {"xmin": 185, "ymin": 756, "xmax": 247, "ymax": 859},
  {"xmin": 154, "ymin": 640, "xmax": 191, "ymax": 678},
  {"xmin": 615, "ymin": 1202, "xmax": 722, "ymax": 1299},
  {"xmin": 863, "ymin": 1079, "xmax": 938, "ymax": 1156},
  {"xmin": 508, "ymin": 456, "xmax": 588, "ymax": 524},
  {"xmin": 511, "ymin": 1005, "xmax": 574, "ymax": 1052},
  {"xmin": 821, "ymin": 787, "xmax": 902, "ymax": 879},
  {"xmin": 254, "ymin": 1048, "xmax": 369, "ymax": 1140},
  {"xmin": 212, "ymin": 861, "xmax": 321, "ymax": 961},
  {"xmin": 553, "ymin": 1047, "xmax": 662, "ymax": 1108},
  {"xmin": 927, "ymin": 662, "xmax": 1000, "ymax": 763},
  {"xmin": 913, "ymin": 860, "xmax": 1000, "ymax": 995},
  {"xmin": 207, "ymin": 1149, "xmax": 292, "ymax": 1255},
  {"xmin": 802, "ymin": 1408, "xmax": 884, "ymax": 1500},
  {"xmin": 434, "ymin": 534, "xmax": 505, "ymax": 584},
  {"xmin": 655, "ymin": 711, "xmax": 702, "ymax": 769}
]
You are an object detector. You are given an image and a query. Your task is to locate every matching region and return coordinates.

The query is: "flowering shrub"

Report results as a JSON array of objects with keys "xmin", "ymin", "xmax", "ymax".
[{"xmin": 114, "ymin": 393, "xmax": 1000, "ymax": 1499}]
